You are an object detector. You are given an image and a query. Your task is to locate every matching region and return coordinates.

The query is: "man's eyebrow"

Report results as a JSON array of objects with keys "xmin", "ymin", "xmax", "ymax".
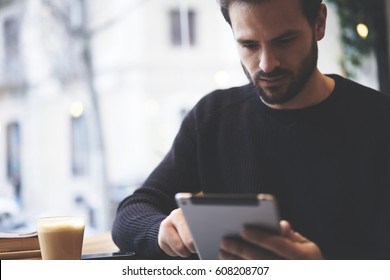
[
  {"xmin": 236, "ymin": 29, "xmax": 301, "ymax": 44},
  {"xmin": 271, "ymin": 30, "xmax": 301, "ymax": 41},
  {"xmin": 236, "ymin": 38, "xmax": 258, "ymax": 44}
]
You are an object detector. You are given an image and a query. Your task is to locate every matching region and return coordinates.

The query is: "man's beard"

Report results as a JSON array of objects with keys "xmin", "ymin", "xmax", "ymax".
[{"xmin": 242, "ymin": 35, "xmax": 318, "ymax": 106}]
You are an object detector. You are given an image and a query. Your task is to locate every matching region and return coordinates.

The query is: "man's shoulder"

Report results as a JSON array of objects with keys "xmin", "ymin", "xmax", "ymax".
[
  {"xmin": 191, "ymin": 83, "xmax": 257, "ymax": 120},
  {"xmin": 331, "ymin": 74, "xmax": 390, "ymax": 106},
  {"xmin": 198, "ymin": 83, "xmax": 255, "ymax": 106},
  {"xmin": 331, "ymin": 74, "xmax": 388, "ymax": 98},
  {"xmin": 330, "ymin": 74, "xmax": 390, "ymax": 122}
]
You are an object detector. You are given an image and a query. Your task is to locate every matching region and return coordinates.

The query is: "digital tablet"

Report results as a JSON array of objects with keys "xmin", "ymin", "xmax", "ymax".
[
  {"xmin": 81, "ymin": 251, "xmax": 136, "ymax": 260},
  {"xmin": 175, "ymin": 193, "xmax": 281, "ymax": 260}
]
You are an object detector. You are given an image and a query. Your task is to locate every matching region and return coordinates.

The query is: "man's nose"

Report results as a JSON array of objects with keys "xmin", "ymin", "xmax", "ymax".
[{"xmin": 259, "ymin": 48, "xmax": 281, "ymax": 73}]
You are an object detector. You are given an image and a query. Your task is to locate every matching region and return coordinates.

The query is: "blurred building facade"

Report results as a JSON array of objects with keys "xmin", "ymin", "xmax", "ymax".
[{"xmin": 0, "ymin": 0, "xmax": 382, "ymax": 231}]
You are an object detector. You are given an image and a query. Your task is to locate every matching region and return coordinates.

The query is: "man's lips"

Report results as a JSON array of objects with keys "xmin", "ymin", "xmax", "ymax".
[{"xmin": 258, "ymin": 76, "xmax": 286, "ymax": 87}]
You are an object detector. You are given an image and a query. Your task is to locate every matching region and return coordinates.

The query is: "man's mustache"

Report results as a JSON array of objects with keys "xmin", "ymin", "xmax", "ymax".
[{"xmin": 253, "ymin": 68, "xmax": 290, "ymax": 81}]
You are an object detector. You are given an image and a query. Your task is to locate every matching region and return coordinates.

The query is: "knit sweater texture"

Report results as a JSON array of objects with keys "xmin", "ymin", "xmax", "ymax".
[{"xmin": 112, "ymin": 74, "xmax": 390, "ymax": 259}]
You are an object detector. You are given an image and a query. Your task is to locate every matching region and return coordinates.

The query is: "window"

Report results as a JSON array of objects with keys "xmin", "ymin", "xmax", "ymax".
[
  {"xmin": 170, "ymin": 8, "xmax": 196, "ymax": 46},
  {"xmin": 6, "ymin": 122, "xmax": 21, "ymax": 180},
  {"xmin": 3, "ymin": 17, "xmax": 23, "ymax": 83},
  {"xmin": 71, "ymin": 115, "xmax": 89, "ymax": 176},
  {"xmin": 6, "ymin": 122, "xmax": 22, "ymax": 203}
]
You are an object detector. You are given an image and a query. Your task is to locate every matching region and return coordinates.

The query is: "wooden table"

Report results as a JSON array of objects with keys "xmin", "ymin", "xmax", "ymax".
[
  {"xmin": 3, "ymin": 231, "xmax": 119, "ymax": 260},
  {"xmin": 82, "ymin": 231, "xmax": 119, "ymax": 255}
]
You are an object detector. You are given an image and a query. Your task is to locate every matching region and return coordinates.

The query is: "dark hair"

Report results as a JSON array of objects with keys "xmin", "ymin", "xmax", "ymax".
[{"xmin": 217, "ymin": 0, "xmax": 323, "ymax": 26}]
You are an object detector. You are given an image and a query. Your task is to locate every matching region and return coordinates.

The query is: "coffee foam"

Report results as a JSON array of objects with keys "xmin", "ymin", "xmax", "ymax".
[{"xmin": 37, "ymin": 217, "xmax": 84, "ymax": 232}]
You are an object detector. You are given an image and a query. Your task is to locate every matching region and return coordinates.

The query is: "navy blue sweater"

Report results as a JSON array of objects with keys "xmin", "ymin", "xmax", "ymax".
[{"xmin": 112, "ymin": 75, "xmax": 390, "ymax": 259}]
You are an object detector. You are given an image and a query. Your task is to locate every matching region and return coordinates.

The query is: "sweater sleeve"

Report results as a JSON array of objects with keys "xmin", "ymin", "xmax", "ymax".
[{"xmin": 111, "ymin": 109, "xmax": 201, "ymax": 259}]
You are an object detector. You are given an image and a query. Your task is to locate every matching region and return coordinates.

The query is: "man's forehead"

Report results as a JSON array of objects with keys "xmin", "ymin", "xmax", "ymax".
[{"xmin": 229, "ymin": 0, "xmax": 307, "ymax": 39}]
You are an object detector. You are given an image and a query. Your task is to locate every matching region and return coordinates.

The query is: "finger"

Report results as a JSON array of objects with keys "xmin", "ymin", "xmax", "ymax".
[
  {"xmin": 220, "ymin": 238, "xmax": 280, "ymax": 260},
  {"xmin": 158, "ymin": 216, "xmax": 192, "ymax": 257},
  {"xmin": 166, "ymin": 227, "xmax": 192, "ymax": 257},
  {"xmin": 280, "ymin": 220, "xmax": 307, "ymax": 242},
  {"xmin": 219, "ymin": 249, "xmax": 243, "ymax": 260},
  {"xmin": 242, "ymin": 226, "xmax": 301, "ymax": 259},
  {"xmin": 242, "ymin": 224, "xmax": 322, "ymax": 259},
  {"xmin": 280, "ymin": 220, "xmax": 293, "ymax": 236},
  {"xmin": 171, "ymin": 209, "xmax": 196, "ymax": 253}
]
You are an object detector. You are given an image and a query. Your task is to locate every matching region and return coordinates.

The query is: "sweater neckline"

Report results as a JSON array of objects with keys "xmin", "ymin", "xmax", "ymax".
[{"xmin": 252, "ymin": 74, "xmax": 341, "ymax": 116}]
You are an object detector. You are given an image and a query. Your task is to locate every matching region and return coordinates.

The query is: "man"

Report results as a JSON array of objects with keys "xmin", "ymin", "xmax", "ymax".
[{"xmin": 112, "ymin": 0, "xmax": 390, "ymax": 259}]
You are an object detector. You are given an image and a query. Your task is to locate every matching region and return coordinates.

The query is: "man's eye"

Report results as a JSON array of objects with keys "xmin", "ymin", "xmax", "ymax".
[
  {"xmin": 277, "ymin": 35, "xmax": 296, "ymax": 45},
  {"xmin": 242, "ymin": 43, "xmax": 259, "ymax": 49}
]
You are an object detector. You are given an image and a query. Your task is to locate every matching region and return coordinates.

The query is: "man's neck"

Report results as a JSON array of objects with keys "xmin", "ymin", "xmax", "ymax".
[{"xmin": 263, "ymin": 69, "xmax": 335, "ymax": 110}]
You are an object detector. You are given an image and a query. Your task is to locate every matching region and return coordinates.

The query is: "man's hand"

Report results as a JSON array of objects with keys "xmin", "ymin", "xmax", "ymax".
[
  {"xmin": 158, "ymin": 208, "xmax": 196, "ymax": 257},
  {"xmin": 219, "ymin": 220, "xmax": 323, "ymax": 260}
]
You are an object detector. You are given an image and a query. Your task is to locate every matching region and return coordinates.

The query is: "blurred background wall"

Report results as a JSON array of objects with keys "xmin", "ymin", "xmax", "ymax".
[{"xmin": 0, "ymin": 0, "xmax": 386, "ymax": 234}]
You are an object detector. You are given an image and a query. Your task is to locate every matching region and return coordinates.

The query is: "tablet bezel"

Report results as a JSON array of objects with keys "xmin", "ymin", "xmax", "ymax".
[{"xmin": 175, "ymin": 192, "xmax": 281, "ymax": 260}]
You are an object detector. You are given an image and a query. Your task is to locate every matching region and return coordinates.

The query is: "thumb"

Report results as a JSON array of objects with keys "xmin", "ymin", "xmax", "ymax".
[
  {"xmin": 280, "ymin": 220, "xmax": 293, "ymax": 236},
  {"xmin": 280, "ymin": 220, "xmax": 307, "ymax": 243}
]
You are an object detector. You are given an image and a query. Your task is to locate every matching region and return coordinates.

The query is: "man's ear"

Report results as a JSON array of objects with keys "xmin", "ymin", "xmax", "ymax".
[{"xmin": 315, "ymin": 3, "xmax": 327, "ymax": 41}]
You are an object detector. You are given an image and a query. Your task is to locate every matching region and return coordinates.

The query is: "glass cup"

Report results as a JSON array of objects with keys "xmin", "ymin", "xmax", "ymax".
[{"xmin": 36, "ymin": 216, "xmax": 85, "ymax": 260}]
